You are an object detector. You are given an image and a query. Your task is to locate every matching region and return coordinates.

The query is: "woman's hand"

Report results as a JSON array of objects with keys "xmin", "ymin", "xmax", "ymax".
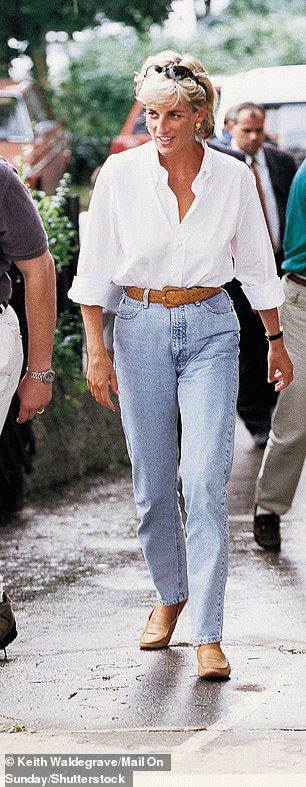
[
  {"xmin": 267, "ymin": 342, "xmax": 294, "ymax": 392},
  {"xmin": 86, "ymin": 351, "xmax": 118, "ymax": 411}
]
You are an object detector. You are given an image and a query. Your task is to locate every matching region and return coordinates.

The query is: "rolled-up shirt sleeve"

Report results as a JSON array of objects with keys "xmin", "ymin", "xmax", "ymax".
[
  {"xmin": 68, "ymin": 157, "xmax": 123, "ymax": 310},
  {"xmin": 231, "ymin": 166, "xmax": 284, "ymax": 310}
]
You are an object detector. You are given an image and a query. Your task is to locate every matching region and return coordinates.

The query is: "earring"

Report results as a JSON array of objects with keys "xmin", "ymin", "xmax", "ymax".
[{"xmin": 195, "ymin": 121, "xmax": 202, "ymax": 131}]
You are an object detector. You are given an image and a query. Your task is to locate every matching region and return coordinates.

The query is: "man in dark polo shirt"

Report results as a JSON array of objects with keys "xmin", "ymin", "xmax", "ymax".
[
  {"xmin": 0, "ymin": 157, "xmax": 56, "ymax": 656},
  {"xmin": 0, "ymin": 157, "xmax": 56, "ymax": 433}
]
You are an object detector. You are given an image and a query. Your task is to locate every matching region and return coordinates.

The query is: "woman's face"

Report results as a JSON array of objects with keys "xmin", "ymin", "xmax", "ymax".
[{"xmin": 145, "ymin": 100, "xmax": 205, "ymax": 157}]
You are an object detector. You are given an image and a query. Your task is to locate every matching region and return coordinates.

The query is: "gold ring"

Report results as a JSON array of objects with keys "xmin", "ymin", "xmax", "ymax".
[{"xmin": 36, "ymin": 408, "xmax": 45, "ymax": 415}]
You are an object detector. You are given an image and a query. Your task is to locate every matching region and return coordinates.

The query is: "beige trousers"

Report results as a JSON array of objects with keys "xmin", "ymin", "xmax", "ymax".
[
  {"xmin": 255, "ymin": 275, "xmax": 306, "ymax": 515},
  {"xmin": 0, "ymin": 306, "xmax": 23, "ymax": 434}
]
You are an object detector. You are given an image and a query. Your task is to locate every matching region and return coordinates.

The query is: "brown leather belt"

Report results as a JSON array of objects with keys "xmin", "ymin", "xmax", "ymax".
[
  {"xmin": 125, "ymin": 285, "xmax": 222, "ymax": 308},
  {"xmin": 287, "ymin": 272, "xmax": 306, "ymax": 288}
]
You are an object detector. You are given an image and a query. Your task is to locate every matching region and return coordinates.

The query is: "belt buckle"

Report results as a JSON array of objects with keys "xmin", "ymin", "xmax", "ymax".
[{"xmin": 161, "ymin": 285, "xmax": 184, "ymax": 308}]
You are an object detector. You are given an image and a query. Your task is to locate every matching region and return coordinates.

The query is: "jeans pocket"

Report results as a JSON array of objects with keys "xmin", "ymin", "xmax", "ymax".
[
  {"xmin": 202, "ymin": 289, "xmax": 233, "ymax": 315},
  {"xmin": 116, "ymin": 295, "xmax": 143, "ymax": 320}
]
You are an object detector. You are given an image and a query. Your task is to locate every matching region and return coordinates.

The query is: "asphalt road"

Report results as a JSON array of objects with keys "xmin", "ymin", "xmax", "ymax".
[{"xmin": 0, "ymin": 416, "xmax": 306, "ymax": 783}]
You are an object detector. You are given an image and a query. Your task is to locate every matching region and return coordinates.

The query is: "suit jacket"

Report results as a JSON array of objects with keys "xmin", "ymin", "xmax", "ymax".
[
  {"xmin": 209, "ymin": 141, "xmax": 296, "ymax": 297},
  {"xmin": 261, "ymin": 144, "xmax": 296, "ymax": 245},
  {"xmin": 212, "ymin": 141, "xmax": 296, "ymax": 274},
  {"xmin": 207, "ymin": 139, "xmax": 245, "ymax": 160},
  {"xmin": 211, "ymin": 141, "xmax": 296, "ymax": 240},
  {"xmin": 239, "ymin": 144, "xmax": 297, "ymax": 270}
]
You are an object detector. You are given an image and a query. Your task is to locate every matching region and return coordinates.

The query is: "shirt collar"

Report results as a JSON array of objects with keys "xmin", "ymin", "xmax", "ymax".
[
  {"xmin": 149, "ymin": 139, "xmax": 212, "ymax": 192},
  {"xmin": 249, "ymin": 146, "xmax": 265, "ymax": 167},
  {"xmin": 231, "ymin": 140, "xmax": 265, "ymax": 167}
]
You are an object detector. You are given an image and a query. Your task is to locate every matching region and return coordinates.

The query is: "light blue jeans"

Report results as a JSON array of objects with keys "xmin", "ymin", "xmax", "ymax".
[{"xmin": 114, "ymin": 290, "xmax": 240, "ymax": 644}]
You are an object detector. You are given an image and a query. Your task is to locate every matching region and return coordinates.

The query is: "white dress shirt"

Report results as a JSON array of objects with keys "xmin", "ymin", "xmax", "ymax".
[
  {"xmin": 245, "ymin": 147, "xmax": 281, "ymax": 253},
  {"xmin": 232, "ymin": 142, "xmax": 281, "ymax": 253},
  {"xmin": 68, "ymin": 140, "xmax": 284, "ymax": 312}
]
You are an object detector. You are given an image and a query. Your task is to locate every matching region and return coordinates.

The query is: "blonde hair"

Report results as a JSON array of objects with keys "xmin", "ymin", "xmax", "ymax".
[{"xmin": 135, "ymin": 50, "xmax": 217, "ymax": 139}]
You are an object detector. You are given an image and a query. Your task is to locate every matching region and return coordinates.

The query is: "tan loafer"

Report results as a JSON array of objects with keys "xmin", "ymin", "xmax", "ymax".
[
  {"xmin": 139, "ymin": 600, "xmax": 187, "ymax": 649},
  {"xmin": 197, "ymin": 644, "xmax": 231, "ymax": 681}
]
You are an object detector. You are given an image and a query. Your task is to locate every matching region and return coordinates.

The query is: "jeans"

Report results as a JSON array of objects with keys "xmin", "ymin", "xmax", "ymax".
[
  {"xmin": 114, "ymin": 289, "xmax": 240, "ymax": 644},
  {"xmin": 0, "ymin": 306, "xmax": 23, "ymax": 434}
]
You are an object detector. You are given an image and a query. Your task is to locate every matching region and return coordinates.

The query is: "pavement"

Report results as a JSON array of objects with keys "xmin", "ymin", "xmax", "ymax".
[{"xmin": 0, "ymin": 416, "xmax": 306, "ymax": 787}]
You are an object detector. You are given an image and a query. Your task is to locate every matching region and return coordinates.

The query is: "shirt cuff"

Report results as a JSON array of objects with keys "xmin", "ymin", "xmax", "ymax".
[
  {"xmin": 241, "ymin": 277, "xmax": 285, "ymax": 310},
  {"xmin": 68, "ymin": 276, "xmax": 122, "ymax": 311}
]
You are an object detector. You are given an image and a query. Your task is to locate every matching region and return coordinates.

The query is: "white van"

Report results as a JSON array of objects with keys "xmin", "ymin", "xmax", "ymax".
[{"xmin": 215, "ymin": 64, "xmax": 306, "ymax": 163}]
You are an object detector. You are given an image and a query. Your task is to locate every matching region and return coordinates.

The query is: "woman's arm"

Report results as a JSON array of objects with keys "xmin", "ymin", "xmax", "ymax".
[
  {"xmin": 258, "ymin": 307, "xmax": 293, "ymax": 392},
  {"xmin": 81, "ymin": 304, "xmax": 118, "ymax": 412}
]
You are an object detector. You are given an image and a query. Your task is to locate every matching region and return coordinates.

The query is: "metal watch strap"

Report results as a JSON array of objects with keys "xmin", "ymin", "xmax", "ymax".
[{"xmin": 25, "ymin": 367, "xmax": 55, "ymax": 383}]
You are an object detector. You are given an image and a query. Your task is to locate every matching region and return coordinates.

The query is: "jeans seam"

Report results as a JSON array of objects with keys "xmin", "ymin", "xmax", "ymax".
[{"xmin": 216, "ymin": 346, "xmax": 239, "ymax": 641}]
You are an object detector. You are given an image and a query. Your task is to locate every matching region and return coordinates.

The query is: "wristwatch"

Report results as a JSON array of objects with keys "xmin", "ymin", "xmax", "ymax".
[
  {"xmin": 265, "ymin": 327, "xmax": 284, "ymax": 342},
  {"xmin": 26, "ymin": 367, "xmax": 55, "ymax": 384}
]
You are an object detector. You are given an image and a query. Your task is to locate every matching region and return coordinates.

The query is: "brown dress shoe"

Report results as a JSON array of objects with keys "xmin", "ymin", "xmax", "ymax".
[
  {"xmin": 139, "ymin": 600, "xmax": 187, "ymax": 649},
  {"xmin": 254, "ymin": 507, "xmax": 281, "ymax": 550},
  {"xmin": 197, "ymin": 644, "xmax": 231, "ymax": 681}
]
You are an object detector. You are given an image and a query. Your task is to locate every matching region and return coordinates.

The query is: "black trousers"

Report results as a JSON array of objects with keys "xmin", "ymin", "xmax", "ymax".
[{"xmin": 225, "ymin": 279, "xmax": 277, "ymax": 436}]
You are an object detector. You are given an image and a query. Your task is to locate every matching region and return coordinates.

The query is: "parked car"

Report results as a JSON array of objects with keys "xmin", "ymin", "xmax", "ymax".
[
  {"xmin": 215, "ymin": 64, "xmax": 306, "ymax": 165},
  {"xmin": 0, "ymin": 79, "xmax": 70, "ymax": 193},
  {"xmin": 109, "ymin": 75, "xmax": 228, "ymax": 155}
]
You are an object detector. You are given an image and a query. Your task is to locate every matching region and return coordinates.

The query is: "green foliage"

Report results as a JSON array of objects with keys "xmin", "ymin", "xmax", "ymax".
[
  {"xmin": 225, "ymin": 0, "xmax": 306, "ymax": 16},
  {"xmin": 51, "ymin": 34, "xmax": 151, "ymax": 178},
  {"xmin": 98, "ymin": 1, "xmax": 172, "ymax": 33},
  {"xmin": 51, "ymin": 11, "xmax": 306, "ymax": 179},
  {"xmin": 33, "ymin": 174, "xmax": 84, "ymax": 389},
  {"xmin": 0, "ymin": 1, "xmax": 172, "ymax": 78},
  {"xmin": 193, "ymin": 12, "xmax": 306, "ymax": 73},
  {"xmin": 33, "ymin": 173, "xmax": 78, "ymax": 273},
  {"xmin": 52, "ymin": 310, "xmax": 86, "ymax": 394}
]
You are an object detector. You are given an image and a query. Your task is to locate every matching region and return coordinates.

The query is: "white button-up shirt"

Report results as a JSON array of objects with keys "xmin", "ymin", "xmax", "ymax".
[
  {"xmin": 234, "ymin": 144, "xmax": 281, "ymax": 253},
  {"xmin": 68, "ymin": 140, "xmax": 284, "ymax": 311}
]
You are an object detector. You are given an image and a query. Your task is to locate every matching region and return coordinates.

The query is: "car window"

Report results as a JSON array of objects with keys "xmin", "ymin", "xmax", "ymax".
[
  {"xmin": 0, "ymin": 97, "xmax": 29, "ymax": 141},
  {"xmin": 265, "ymin": 103, "xmax": 306, "ymax": 150},
  {"xmin": 133, "ymin": 108, "xmax": 147, "ymax": 135},
  {"xmin": 24, "ymin": 86, "xmax": 53, "ymax": 124}
]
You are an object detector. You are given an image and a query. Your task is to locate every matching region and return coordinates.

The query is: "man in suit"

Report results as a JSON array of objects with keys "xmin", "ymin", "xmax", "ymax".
[{"xmin": 226, "ymin": 102, "xmax": 296, "ymax": 447}]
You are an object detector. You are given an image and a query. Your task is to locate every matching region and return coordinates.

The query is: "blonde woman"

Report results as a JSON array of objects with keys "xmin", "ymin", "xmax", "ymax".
[{"xmin": 69, "ymin": 51, "xmax": 293, "ymax": 679}]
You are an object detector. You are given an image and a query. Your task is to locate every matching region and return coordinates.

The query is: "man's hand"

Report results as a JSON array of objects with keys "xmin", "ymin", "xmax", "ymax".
[
  {"xmin": 16, "ymin": 376, "xmax": 53, "ymax": 423},
  {"xmin": 15, "ymin": 251, "xmax": 56, "ymax": 423},
  {"xmin": 86, "ymin": 352, "xmax": 118, "ymax": 412},
  {"xmin": 268, "ymin": 343, "xmax": 294, "ymax": 392}
]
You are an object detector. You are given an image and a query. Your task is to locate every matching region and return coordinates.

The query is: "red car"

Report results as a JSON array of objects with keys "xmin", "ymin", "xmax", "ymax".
[
  {"xmin": 0, "ymin": 79, "xmax": 70, "ymax": 193},
  {"xmin": 109, "ymin": 101, "xmax": 149, "ymax": 155}
]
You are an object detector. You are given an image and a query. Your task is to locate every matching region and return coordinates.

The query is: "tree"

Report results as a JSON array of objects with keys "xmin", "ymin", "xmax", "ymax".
[
  {"xmin": 0, "ymin": 1, "xmax": 172, "ymax": 82},
  {"xmin": 191, "ymin": 3, "xmax": 306, "ymax": 73},
  {"xmin": 225, "ymin": 0, "xmax": 306, "ymax": 16},
  {"xmin": 51, "ymin": 34, "xmax": 149, "ymax": 180}
]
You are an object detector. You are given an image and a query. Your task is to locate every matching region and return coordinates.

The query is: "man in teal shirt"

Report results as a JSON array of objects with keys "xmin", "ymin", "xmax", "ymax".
[{"xmin": 254, "ymin": 157, "xmax": 306, "ymax": 550}]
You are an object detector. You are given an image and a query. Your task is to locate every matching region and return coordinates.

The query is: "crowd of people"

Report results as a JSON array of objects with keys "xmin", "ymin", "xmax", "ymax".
[{"xmin": 1, "ymin": 50, "xmax": 305, "ymax": 679}]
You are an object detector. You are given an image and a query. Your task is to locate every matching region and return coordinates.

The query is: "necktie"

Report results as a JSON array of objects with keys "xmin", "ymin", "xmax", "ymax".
[{"xmin": 249, "ymin": 158, "xmax": 275, "ymax": 250}]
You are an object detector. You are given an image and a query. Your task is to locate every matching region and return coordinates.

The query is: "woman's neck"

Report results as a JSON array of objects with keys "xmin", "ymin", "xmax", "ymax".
[{"xmin": 159, "ymin": 140, "xmax": 204, "ymax": 179}]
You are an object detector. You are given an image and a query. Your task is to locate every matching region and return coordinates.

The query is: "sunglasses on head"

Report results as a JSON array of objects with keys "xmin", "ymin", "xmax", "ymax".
[{"xmin": 144, "ymin": 63, "xmax": 201, "ymax": 86}]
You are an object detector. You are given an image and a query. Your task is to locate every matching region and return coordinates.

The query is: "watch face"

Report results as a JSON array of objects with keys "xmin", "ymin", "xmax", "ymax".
[{"xmin": 42, "ymin": 370, "xmax": 55, "ymax": 383}]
